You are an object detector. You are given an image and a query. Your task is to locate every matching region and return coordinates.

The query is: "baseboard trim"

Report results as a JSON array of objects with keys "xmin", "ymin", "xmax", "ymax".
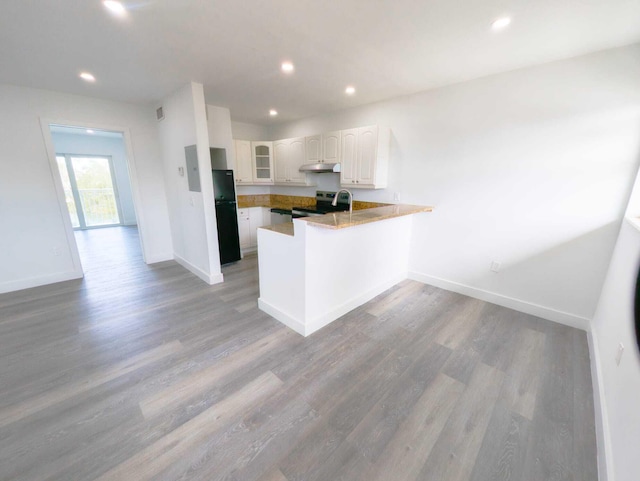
[
  {"xmin": 587, "ymin": 330, "xmax": 613, "ymax": 481},
  {"xmin": 305, "ymin": 272, "xmax": 407, "ymax": 336},
  {"xmin": 408, "ymin": 271, "xmax": 591, "ymax": 331},
  {"xmin": 174, "ymin": 254, "xmax": 224, "ymax": 285},
  {"xmin": 259, "ymin": 273, "xmax": 407, "ymax": 337},
  {"xmin": 258, "ymin": 298, "xmax": 306, "ymax": 336},
  {"xmin": 0, "ymin": 270, "xmax": 84, "ymax": 294}
]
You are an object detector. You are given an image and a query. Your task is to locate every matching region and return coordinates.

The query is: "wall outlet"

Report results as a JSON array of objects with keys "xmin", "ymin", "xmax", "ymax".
[
  {"xmin": 189, "ymin": 196, "xmax": 194, "ymax": 207},
  {"xmin": 52, "ymin": 247, "xmax": 61, "ymax": 256},
  {"xmin": 490, "ymin": 261, "xmax": 501, "ymax": 273},
  {"xmin": 615, "ymin": 342, "xmax": 624, "ymax": 366},
  {"xmin": 393, "ymin": 192, "xmax": 401, "ymax": 202}
]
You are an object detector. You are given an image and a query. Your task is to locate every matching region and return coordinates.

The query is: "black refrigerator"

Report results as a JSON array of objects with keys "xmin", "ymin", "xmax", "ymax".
[{"xmin": 211, "ymin": 170, "xmax": 242, "ymax": 265}]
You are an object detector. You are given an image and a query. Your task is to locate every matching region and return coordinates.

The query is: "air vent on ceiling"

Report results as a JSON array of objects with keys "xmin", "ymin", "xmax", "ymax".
[{"xmin": 156, "ymin": 106, "xmax": 164, "ymax": 121}]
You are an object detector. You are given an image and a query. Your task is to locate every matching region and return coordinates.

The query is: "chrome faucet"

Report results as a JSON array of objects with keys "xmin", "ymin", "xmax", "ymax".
[{"xmin": 332, "ymin": 189, "xmax": 353, "ymax": 214}]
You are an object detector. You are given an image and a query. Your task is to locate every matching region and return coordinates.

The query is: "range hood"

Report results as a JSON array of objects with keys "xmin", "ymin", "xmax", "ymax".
[{"xmin": 299, "ymin": 162, "xmax": 341, "ymax": 173}]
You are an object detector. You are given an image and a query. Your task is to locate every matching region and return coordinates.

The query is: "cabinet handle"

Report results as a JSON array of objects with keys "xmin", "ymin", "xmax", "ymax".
[{"xmin": 356, "ymin": 180, "xmax": 359, "ymax": 183}]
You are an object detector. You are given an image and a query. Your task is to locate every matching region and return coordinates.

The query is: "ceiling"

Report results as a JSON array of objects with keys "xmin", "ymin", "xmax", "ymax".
[{"xmin": 1, "ymin": 1, "xmax": 639, "ymax": 125}]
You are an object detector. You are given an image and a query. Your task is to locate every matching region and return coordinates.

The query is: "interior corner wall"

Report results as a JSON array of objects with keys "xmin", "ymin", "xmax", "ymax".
[
  {"xmin": 268, "ymin": 43, "xmax": 640, "ymax": 328},
  {"xmin": 0, "ymin": 83, "xmax": 173, "ymax": 294},
  {"xmin": 158, "ymin": 82, "xmax": 222, "ymax": 284},
  {"xmin": 50, "ymin": 131, "xmax": 138, "ymax": 225}
]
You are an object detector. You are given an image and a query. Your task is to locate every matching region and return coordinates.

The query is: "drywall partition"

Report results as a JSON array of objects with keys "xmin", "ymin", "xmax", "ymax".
[
  {"xmin": 0, "ymin": 84, "xmax": 172, "ymax": 294},
  {"xmin": 157, "ymin": 82, "xmax": 222, "ymax": 284},
  {"xmin": 50, "ymin": 131, "xmax": 137, "ymax": 225},
  {"xmin": 207, "ymin": 105, "xmax": 235, "ymax": 170},
  {"xmin": 268, "ymin": 43, "xmax": 640, "ymax": 329},
  {"xmin": 590, "ymin": 220, "xmax": 640, "ymax": 481}
]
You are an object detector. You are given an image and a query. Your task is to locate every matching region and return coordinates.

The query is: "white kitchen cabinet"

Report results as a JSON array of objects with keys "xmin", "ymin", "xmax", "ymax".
[
  {"xmin": 251, "ymin": 141, "xmax": 274, "ymax": 184},
  {"xmin": 233, "ymin": 140, "xmax": 273, "ymax": 185},
  {"xmin": 306, "ymin": 132, "xmax": 340, "ymax": 164},
  {"xmin": 273, "ymin": 137, "xmax": 315, "ymax": 186},
  {"xmin": 323, "ymin": 131, "xmax": 341, "ymax": 163},
  {"xmin": 249, "ymin": 207, "xmax": 262, "ymax": 247},
  {"xmin": 340, "ymin": 125, "xmax": 389, "ymax": 189},
  {"xmin": 305, "ymin": 135, "xmax": 322, "ymax": 163},
  {"xmin": 340, "ymin": 128, "xmax": 358, "ymax": 185},
  {"xmin": 237, "ymin": 208, "xmax": 251, "ymax": 249},
  {"xmin": 273, "ymin": 140, "xmax": 289, "ymax": 184},
  {"xmin": 234, "ymin": 140, "xmax": 253, "ymax": 184},
  {"xmin": 237, "ymin": 207, "xmax": 268, "ymax": 252}
]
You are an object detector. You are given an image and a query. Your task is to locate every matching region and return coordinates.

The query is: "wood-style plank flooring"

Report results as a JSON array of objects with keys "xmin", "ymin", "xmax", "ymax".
[{"xmin": 0, "ymin": 226, "xmax": 598, "ymax": 481}]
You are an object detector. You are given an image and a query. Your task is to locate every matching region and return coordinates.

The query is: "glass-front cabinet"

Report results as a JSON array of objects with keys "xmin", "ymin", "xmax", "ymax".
[{"xmin": 251, "ymin": 141, "xmax": 273, "ymax": 184}]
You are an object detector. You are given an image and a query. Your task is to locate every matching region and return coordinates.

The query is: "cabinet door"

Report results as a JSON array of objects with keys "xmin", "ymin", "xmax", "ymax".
[
  {"xmin": 273, "ymin": 139, "xmax": 289, "ymax": 184},
  {"xmin": 251, "ymin": 141, "xmax": 273, "ymax": 183},
  {"xmin": 248, "ymin": 207, "xmax": 263, "ymax": 247},
  {"xmin": 237, "ymin": 209, "xmax": 251, "ymax": 249},
  {"xmin": 356, "ymin": 126, "xmax": 378, "ymax": 185},
  {"xmin": 288, "ymin": 137, "xmax": 307, "ymax": 183},
  {"xmin": 234, "ymin": 140, "xmax": 253, "ymax": 184},
  {"xmin": 323, "ymin": 131, "xmax": 341, "ymax": 163},
  {"xmin": 340, "ymin": 128, "xmax": 358, "ymax": 185},
  {"xmin": 305, "ymin": 135, "xmax": 322, "ymax": 163}
]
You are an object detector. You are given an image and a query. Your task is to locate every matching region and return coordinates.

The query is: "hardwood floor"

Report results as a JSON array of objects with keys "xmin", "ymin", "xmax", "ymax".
[{"xmin": 0, "ymin": 226, "xmax": 598, "ymax": 481}]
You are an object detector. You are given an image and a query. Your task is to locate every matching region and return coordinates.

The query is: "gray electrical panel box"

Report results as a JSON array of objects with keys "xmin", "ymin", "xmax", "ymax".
[{"xmin": 184, "ymin": 145, "xmax": 201, "ymax": 192}]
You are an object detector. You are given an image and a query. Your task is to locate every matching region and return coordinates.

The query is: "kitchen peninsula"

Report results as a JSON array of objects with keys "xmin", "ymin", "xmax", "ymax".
[{"xmin": 257, "ymin": 204, "xmax": 433, "ymax": 336}]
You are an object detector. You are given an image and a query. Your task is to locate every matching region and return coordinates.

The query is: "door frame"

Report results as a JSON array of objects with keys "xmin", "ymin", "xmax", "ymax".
[{"xmin": 40, "ymin": 118, "xmax": 152, "ymax": 275}]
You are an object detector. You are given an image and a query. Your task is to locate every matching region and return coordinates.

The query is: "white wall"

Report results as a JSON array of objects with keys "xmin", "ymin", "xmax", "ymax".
[
  {"xmin": 0, "ymin": 84, "xmax": 173, "ymax": 293},
  {"xmin": 50, "ymin": 131, "xmax": 137, "ymax": 225},
  {"xmin": 207, "ymin": 105, "xmax": 235, "ymax": 170},
  {"xmin": 231, "ymin": 121, "xmax": 270, "ymax": 141},
  {"xmin": 268, "ymin": 44, "xmax": 640, "ymax": 328},
  {"xmin": 590, "ymin": 220, "xmax": 640, "ymax": 481},
  {"xmin": 158, "ymin": 82, "xmax": 222, "ymax": 284}
]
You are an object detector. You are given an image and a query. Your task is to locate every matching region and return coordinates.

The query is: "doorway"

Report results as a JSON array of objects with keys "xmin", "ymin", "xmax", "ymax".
[{"xmin": 48, "ymin": 124, "xmax": 142, "ymax": 274}]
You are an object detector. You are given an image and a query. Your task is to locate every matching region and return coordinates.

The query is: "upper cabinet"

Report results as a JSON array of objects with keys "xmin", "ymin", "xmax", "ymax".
[
  {"xmin": 304, "ymin": 132, "xmax": 341, "ymax": 164},
  {"xmin": 305, "ymin": 135, "xmax": 322, "ymax": 163},
  {"xmin": 234, "ymin": 140, "xmax": 254, "ymax": 184},
  {"xmin": 323, "ymin": 131, "xmax": 341, "ymax": 163},
  {"xmin": 274, "ymin": 137, "xmax": 315, "ymax": 186},
  {"xmin": 251, "ymin": 141, "xmax": 274, "ymax": 184},
  {"xmin": 234, "ymin": 125, "xmax": 388, "ymax": 189},
  {"xmin": 233, "ymin": 140, "xmax": 273, "ymax": 185},
  {"xmin": 340, "ymin": 125, "xmax": 389, "ymax": 189}
]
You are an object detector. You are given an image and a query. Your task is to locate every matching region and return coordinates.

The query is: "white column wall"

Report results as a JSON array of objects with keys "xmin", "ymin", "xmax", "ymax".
[{"xmin": 157, "ymin": 82, "xmax": 222, "ymax": 284}]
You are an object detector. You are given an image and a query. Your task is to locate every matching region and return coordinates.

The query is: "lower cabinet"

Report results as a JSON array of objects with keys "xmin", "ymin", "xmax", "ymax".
[{"xmin": 237, "ymin": 207, "xmax": 270, "ymax": 252}]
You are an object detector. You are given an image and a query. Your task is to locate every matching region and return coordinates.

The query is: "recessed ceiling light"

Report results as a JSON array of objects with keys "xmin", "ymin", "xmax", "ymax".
[
  {"xmin": 79, "ymin": 72, "xmax": 96, "ymax": 82},
  {"xmin": 269, "ymin": 109, "xmax": 278, "ymax": 116},
  {"xmin": 281, "ymin": 62, "xmax": 294, "ymax": 73},
  {"xmin": 103, "ymin": 1, "xmax": 126, "ymax": 15},
  {"xmin": 86, "ymin": 129, "xmax": 95, "ymax": 134},
  {"xmin": 491, "ymin": 17, "xmax": 511, "ymax": 31},
  {"xmin": 345, "ymin": 86, "xmax": 356, "ymax": 95}
]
